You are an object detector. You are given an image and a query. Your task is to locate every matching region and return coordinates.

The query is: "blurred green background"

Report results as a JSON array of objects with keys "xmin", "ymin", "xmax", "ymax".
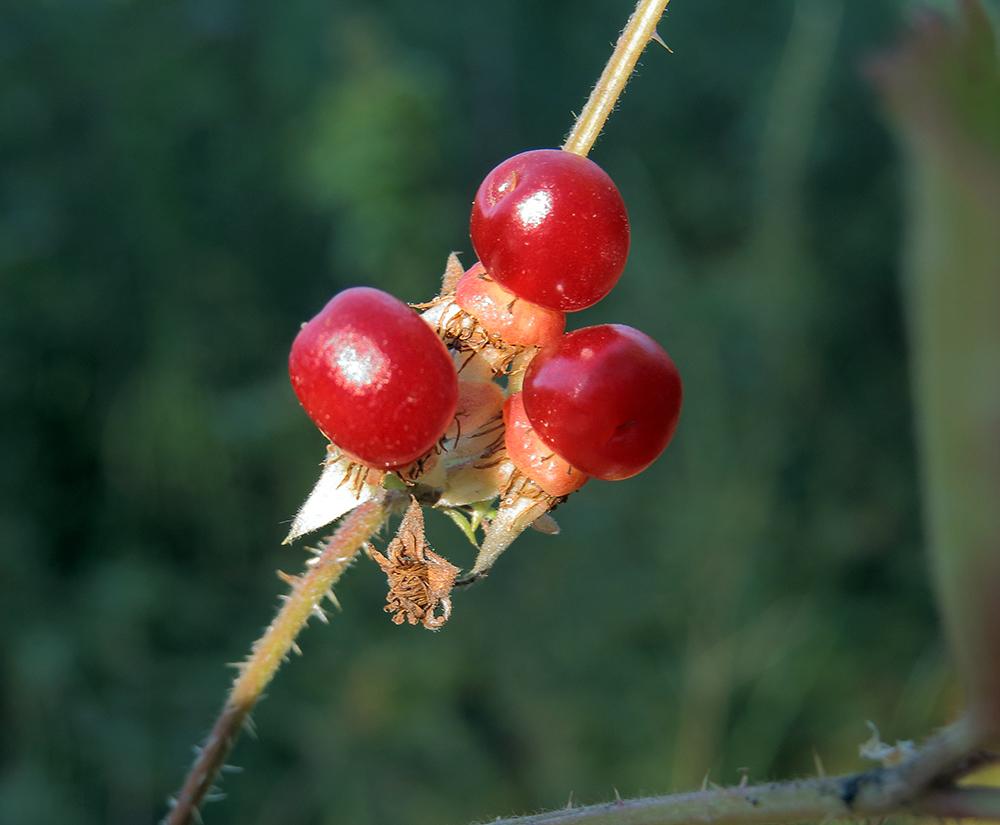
[{"xmin": 0, "ymin": 0, "xmax": 959, "ymax": 823}]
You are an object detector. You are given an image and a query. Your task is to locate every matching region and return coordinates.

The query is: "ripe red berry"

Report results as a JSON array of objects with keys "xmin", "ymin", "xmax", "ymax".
[
  {"xmin": 503, "ymin": 392, "xmax": 589, "ymax": 497},
  {"xmin": 522, "ymin": 324, "xmax": 682, "ymax": 481},
  {"xmin": 455, "ymin": 262, "xmax": 565, "ymax": 347},
  {"xmin": 470, "ymin": 149, "xmax": 629, "ymax": 312},
  {"xmin": 289, "ymin": 287, "xmax": 459, "ymax": 470}
]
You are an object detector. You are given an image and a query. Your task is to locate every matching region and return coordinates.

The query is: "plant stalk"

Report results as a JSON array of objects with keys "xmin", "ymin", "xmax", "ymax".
[
  {"xmin": 562, "ymin": 0, "xmax": 671, "ymax": 157},
  {"xmin": 482, "ymin": 718, "xmax": 998, "ymax": 825},
  {"xmin": 162, "ymin": 493, "xmax": 392, "ymax": 825}
]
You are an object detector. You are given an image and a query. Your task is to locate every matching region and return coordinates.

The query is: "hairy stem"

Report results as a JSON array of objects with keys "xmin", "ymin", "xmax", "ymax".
[
  {"xmin": 162, "ymin": 493, "xmax": 393, "ymax": 825},
  {"xmin": 562, "ymin": 0, "xmax": 671, "ymax": 157},
  {"xmin": 485, "ymin": 718, "xmax": 999, "ymax": 825}
]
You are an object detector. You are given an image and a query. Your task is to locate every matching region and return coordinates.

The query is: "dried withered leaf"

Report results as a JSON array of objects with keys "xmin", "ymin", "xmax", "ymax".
[{"xmin": 369, "ymin": 498, "xmax": 459, "ymax": 630}]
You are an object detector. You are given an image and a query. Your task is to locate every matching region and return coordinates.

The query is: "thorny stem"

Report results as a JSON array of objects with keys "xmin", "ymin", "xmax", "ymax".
[
  {"xmin": 162, "ymin": 493, "xmax": 395, "ymax": 825},
  {"xmin": 562, "ymin": 0, "xmax": 671, "ymax": 157},
  {"xmin": 482, "ymin": 718, "xmax": 1000, "ymax": 825}
]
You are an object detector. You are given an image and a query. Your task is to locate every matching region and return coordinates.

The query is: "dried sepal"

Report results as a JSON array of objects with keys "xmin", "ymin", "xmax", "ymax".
[
  {"xmin": 369, "ymin": 498, "xmax": 459, "ymax": 630},
  {"xmin": 284, "ymin": 446, "xmax": 385, "ymax": 544},
  {"xmin": 462, "ymin": 461, "xmax": 564, "ymax": 582},
  {"xmin": 440, "ymin": 251, "xmax": 466, "ymax": 297}
]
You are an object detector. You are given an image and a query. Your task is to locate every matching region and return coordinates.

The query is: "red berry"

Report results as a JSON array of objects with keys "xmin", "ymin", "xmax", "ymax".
[
  {"xmin": 289, "ymin": 287, "xmax": 459, "ymax": 470},
  {"xmin": 522, "ymin": 325, "xmax": 682, "ymax": 481},
  {"xmin": 503, "ymin": 393, "xmax": 589, "ymax": 497},
  {"xmin": 470, "ymin": 149, "xmax": 629, "ymax": 312},
  {"xmin": 455, "ymin": 262, "xmax": 566, "ymax": 347}
]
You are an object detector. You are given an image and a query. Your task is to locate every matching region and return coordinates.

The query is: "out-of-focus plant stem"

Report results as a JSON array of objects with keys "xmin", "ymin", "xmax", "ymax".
[
  {"xmin": 484, "ymin": 719, "xmax": 997, "ymax": 825},
  {"xmin": 871, "ymin": 0, "xmax": 1000, "ymax": 746},
  {"xmin": 562, "ymin": 0, "xmax": 671, "ymax": 157},
  {"xmin": 162, "ymin": 493, "xmax": 394, "ymax": 825}
]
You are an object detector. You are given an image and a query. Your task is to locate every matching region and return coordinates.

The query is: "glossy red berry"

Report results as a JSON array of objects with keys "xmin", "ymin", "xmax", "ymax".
[
  {"xmin": 289, "ymin": 287, "xmax": 459, "ymax": 470},
  {"xmin": 503, "ymin": 393, "xmax": 589, "ymax": 498},
  {"xmin": 522, "ymin": 324, "xmax": 682, "ymax": 481},
  {"xmin": 470, "ymin": 149, "xmax": 629, "ymax": 312},
  {"xmin": 455, "ymin": 262, "xmax": 565, "ymax": 347}
]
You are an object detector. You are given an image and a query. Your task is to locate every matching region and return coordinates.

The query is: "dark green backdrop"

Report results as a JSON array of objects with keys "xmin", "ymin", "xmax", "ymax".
[{"xmin": 0, "ymin": 0, "xmax": 953, "ymax": 823}]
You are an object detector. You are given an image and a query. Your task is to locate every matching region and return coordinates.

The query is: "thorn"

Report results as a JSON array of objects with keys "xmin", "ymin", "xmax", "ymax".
[
  {"xmin": 737, "ymin": 767, "xmax": 750, "ymax": 788},
  {"xmin": 242, "ymin": 715, "xmax": 258, "ymax": 739},
  {"xmin": 650, "ymin": 29, "xmax": 673, "ymax": 53},
  {"xmin": 277, "ymin": 570, "xmax": 299, "ymax": 586},
  {"xmin": 220, "ymin": 763, "xmax": 244, "ymax": 774},
  {"xmin": 311, "ymin": 604, "xmax": 329, "ymax": 624},
  {"xmin": 700, "ymin": 771, "xmax": 710, "ymax": 792},
  {"xmin": 813, "ymin": 747, "xmax": 827, "ymax": 778},
  {"xmin": 566, "ymin": 791, "xmax": 574, "ymax": 810},
  {"xmin": 613, "ymin": 787, "xmax": 624, "ymax": 806},
  {"xmin": 290, "ymin": 641, "xmax": 302, "ymax": 656},
  {"xmin": 531, "ymin": 513, "xmax": 560, "ymax": 535},
  {"xmin": 326, "ymin": 589, "xmax": 342, "ymax": 611}
]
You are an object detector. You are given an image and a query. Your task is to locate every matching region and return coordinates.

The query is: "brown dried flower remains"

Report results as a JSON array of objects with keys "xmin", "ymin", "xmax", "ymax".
[{"xmin": 369, "ymin": 499, "xmax": 459, "ymax": 630}]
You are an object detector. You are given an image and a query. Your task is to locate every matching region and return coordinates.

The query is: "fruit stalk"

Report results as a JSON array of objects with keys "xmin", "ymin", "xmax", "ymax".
[
  {"xmin": 562, "ymin": 0, "xmax": 671, "ymax": 157},
  {"xmin": 162, "ymin": 494, "xmax": 392, "ymax": 825}
]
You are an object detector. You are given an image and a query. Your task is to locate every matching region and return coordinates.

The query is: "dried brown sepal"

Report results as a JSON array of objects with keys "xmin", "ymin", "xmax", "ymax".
[
  {"xmin": 459, "ymin": 462, "xmax": 565, "ymax": 584},
  {"xmin": 369, "ymin": 498, "xmax": 459, "ymax": 630},
  {"xmin": 440, "ymin": 252, "xmax": 465, "ymax": 297},
  {"xmin": 410, "ymin": 252, "xmax": 466, "ymax": 307}
]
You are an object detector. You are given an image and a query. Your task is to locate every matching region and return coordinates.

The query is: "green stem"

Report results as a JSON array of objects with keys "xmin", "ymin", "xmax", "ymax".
[
  {"xmin": 478, "ymin": 719, "xmax": 998, "ymax": 825},
  {"xmin": 161, "ymin": 493, "xmax": 394, "ymax": 825},
  {"xmin": 562, "ymin": 0, "xmax": 671, "ymax": 157}
]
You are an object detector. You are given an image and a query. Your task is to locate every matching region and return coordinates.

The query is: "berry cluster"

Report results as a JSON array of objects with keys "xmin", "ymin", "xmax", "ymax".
[{"xmin": 288, "ymin": 148, "xmax": 682, "ymax": 580}]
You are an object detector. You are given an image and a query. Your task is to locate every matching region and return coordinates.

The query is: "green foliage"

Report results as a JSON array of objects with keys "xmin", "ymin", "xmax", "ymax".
[{"xmin": 0, "ymin": 0, "xmax": 956, "ymax": 823}]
